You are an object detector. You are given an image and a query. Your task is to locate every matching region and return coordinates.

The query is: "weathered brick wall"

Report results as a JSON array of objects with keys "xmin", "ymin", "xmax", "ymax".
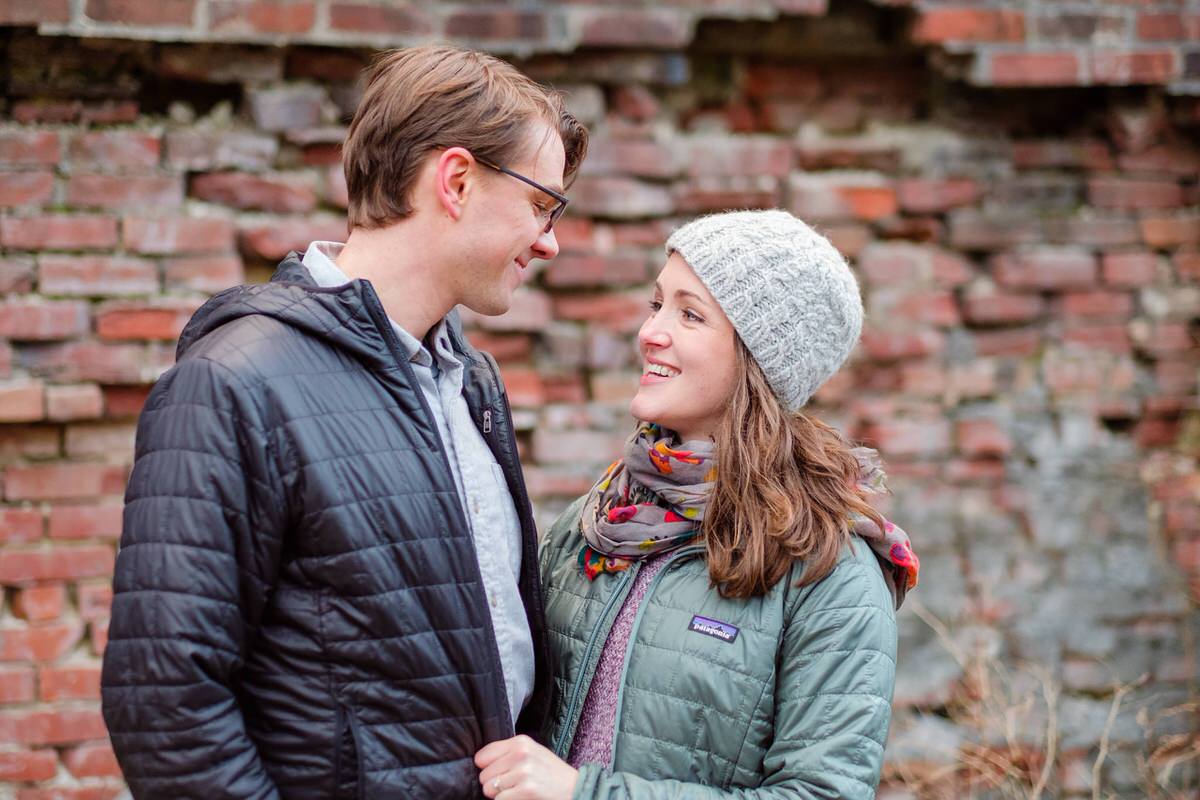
[{"xmin": 1, "ymin": 1, "xmax": 1198, "ymax": 797}]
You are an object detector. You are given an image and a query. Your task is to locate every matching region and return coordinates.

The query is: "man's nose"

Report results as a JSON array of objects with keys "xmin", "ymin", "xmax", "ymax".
[{"xmin": 531, "ymin": 227, "xmax": 559, "ymax": 260}]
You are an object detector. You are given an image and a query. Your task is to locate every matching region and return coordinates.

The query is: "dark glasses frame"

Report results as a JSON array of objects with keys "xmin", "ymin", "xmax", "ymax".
[{"xmin": 475, "ymin": 156, "xmax": 569, "ymax": 233}]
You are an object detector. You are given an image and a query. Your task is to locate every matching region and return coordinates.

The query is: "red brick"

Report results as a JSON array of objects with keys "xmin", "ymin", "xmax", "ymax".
[
  {"xmin": 90, "ymin": 618, "xmax": 109, "ymax": 656},
  {"xmin": 0, "ymin": 381, "xmax": 44, "ymax": 423},
  {"xmin": 1090, "ymin": 49, "xmax": 1178, "ymax": 85},
  {"xmin": 1102, "ymin": 251, "xmax": 1160, "ymax": 286},
  {"xmin": 12, "ymin": 585, "xmax": 66, "ymax": 622},
  {"xmin": 992, "ymin": 249, "xmax": 1097, "ymax": 289},
  {"xmin": 973, "ymin": 328, "xmax": 1042, "ymax": 357},
  {"xmin": 81, "ymin": 100, "xmax": 140, "ymax": 125},
  {"xmin": 443, "ymin": 9, "xmax": 545, "ymax": 40},
  {"xmin": 0, "ymin": 171, "xmax": 54, "ymax": 207},
  {"xmin": 1117, "ymin": 144, "xmax": 1200, "ymax": 177},
  {"xmin": 913, "ymin": 8, "xmax": 1025, "ymax": 43},
  {"xmin": 552, "ymin": 292, "xmax": 649, "ymax": 334},
  {"xmin": 822, "ymin": 224, "xmax": 872, "ymax": 260},
  {"xmin": 3, "ymin": 464, "xmax": 127, "ymax": 502},
  {"xmin": 0, "ymin": 300, "xmax": 88, "ymax": 340},
  {"xmin": 579, "ymin": 9, "xmax": 692, "ymax": 47},
  {"xmin": 1062, "ymin": 324, "xmax": 1132, "ymax": 353},
  {"xmin": 582, "ymin": 140, "xmax": 678, "ymax": 180},
  {"xmin": 1137, "ymin": 12, "xmax": 1200, "ymax": 41},
  {"xmin": 77, "ymin": 583, "xmax": 113, "ymax": 621},
  {"xmin": 886, "ymin": 290, "xmax": 961, "ymax": 327},
  {"xmin": 683, "ymin": 137, "xmax": 792, "ymax": 178},
  {"xmin": 1156, "ymin": 360, "xmax": 1198, "ymax": 395},
  {"xmin": 0, "ymin": 546, "xmax": 115, "ymax": 585},
  {"xmin": 20, "ymin": 341, "xmax": 155, "ymax": 384},
  {"xmin": 1133, "ymin": 321, "xmax": 1196, "ymax": 356},
  {"xmin": 856, "ymin": 243, "xmax": 924, "ymax": 286},
  {"xmin": 497, "ymin": 367, "xmax": 545, "ymax": 408},
  {"xmin": 612, "ymin": 85, "xmax": 660, "ymax": 122},
  {"xmin": 1177, "ymin": 250, "xmax": 1200, "ymax": 282},
  {"xmin": 0, "ymin": 707, "xmax": 106, "ymax": 745},
  {"xmin": 949, "ymin": 210, "xmax": 1042, "ymax": 250},
  {"xmin": 1089, "ymin": 177, "xmax": 1183, "ymax": 210},
  {"xmin": 85, "ymin": 0, "xmax": 195, "ymax": 25},
  {"xmin": 39, "ymin": 664, "xmax": 101, "ymax": 702},
  {"xmin": 66, "ymin": 173, "xmax": 182, "ymax": 211},
  {"xmin": 70, "ymin": 131, "xmax": 160, "ymax": 170},
  {"xmin": 858, "ymin": 329, "xmax": 945, "ymax": 361},
  {"xmin": 101, "ymin": 385, "xmax": 150, "ymax": 418},
  {"xmin": 836, "ymin": 184, "xmax": 898, "ymax": 221},
  {"xmin": 38, "ymin": 255, "xmax": 158, "ymax": 296},
  {"xmin": 96, "ymin": 299, "xmax": 203, "ymax": 340},
  {"xmin": 0, "ymin": 425, "xmax": 59, "ymax": 461},
  {"xmin": 324, "ymin": 165, "xmax": 347, "ymax": 209},
  {"xmin": 191, "ymin": 171, "xmax": 317, "ymax": 213},
  {"xmin": 328, "ymin": 1, "xmax": 433, "ymax": 33},
  {"xmin": 164, "ymin": 130, "xmax": 278, "ymax": 171},
  {"xmin": 65, "ymin": 423, "xmax": 135, "ymax": 461},
  {"xmin": 0, "ymin": 215, "xmax": 119, "ymax": 251},
  {"xmin": 1060, "ymin": 291, "xmax": 1134, "ymax": 318},
  {"xmin": 1012, "ymin": 139, "xmax": 1112, "ymax": 170},
  {"xmin": 0, "ymin": 748, "xmax": 56, "ymax": 782},
  {"xmin": 962, "ymin": 290, "xmax": 1045, "ymax": 326},
  {"xmin": 0, "ymin": 508, "xmax": 44, "ymax": 543},
  {"xmin": 0, "ymin": 256, "xmax": 35, "ymax": 292},
  {"xmin": 0, "ymin": 132, "xmax": 59, "ymax": 167},
  {"xmin": 991, "ymin": 52, "xmax": 1081, "ymax": 86},
  {"xmin": 238, "ymin": 216, "xmax": 348, "ymax": 260},
  {"xmin": 0, "ymin": 668, "xmax": 35, "ymax": 704},
  {"xmin": 1036, "ymin": 11, "xmax": 1128, "ymax": 43},
  {"xmin": 62, "ymin": 740, "xmax": 121, "ymax": 778},
  {"xmin": 210, "ymin": 0, "xmax": 316, "ymax": 34},
  {"xmin": 1060, "ymin": 215, "xmax": 1141, "ymax": 247},
  {"xmin": 0, "ymin": 0, "xmax": 70, "ymax": 24},
  {"xmin": 544, "ymin": 253, "xmax": 649, "ymax": 288},
  {"xmin": 955, "ymin": 419, "xmax": 1012, "ymax": 455},
  {"xmin": 48, "ymin": 503, "xmax": 123, "ymax": 541},
  {"xmin": 460, "ymin": 290, "xmax": 553, "ymax": 333},
  {"xmin": 0, "ymin": 339, "xmax": 10, "ymax": 377},
  {"xmin": 164, "ymin": 254, "xmax": 245, "ymax": 292},
  {"xmin": 674, "ymin": 177, "xmax": 780, "ymax": 214},
  {"xmin": 46, "ymin": 384, "xmax": 105, "ymax": 422},
  {"xmin": 464, "ymin": 332, "xmax": 533, "ymax": 363},
  {"xmin": 0, "ymin": 622, "xmax": 82, "ymax": 662},
  {"xmin": 896, "ymin": 178, "xmax": 980, "ymax": 214},
  {"xmin": 12, "ymin": 100, "xmax": 82, "ymax": 124},
  {"xmin": 1140, "ymin": 215, "xmax": 1200, "ymax": 248},
  {"xmin": 858, "ymin": 418, "xmax": 952, "ymax": 458}
]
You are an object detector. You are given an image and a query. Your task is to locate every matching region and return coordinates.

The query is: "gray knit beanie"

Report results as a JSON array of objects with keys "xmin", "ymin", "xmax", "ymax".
[{"xmin": 665, "ymin": 209, "xmax": 863, "ymax": 411}]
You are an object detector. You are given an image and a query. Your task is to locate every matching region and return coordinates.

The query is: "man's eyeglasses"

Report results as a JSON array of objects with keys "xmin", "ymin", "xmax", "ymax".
[{"xmin": 475, "ymin": 157, "xmax": 569, "ymax": 234}]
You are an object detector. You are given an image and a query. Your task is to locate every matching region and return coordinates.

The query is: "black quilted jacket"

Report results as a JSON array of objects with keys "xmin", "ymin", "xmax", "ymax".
[{"xmin": 101, "ymin": 254, "xmax": 550, "ymax": 799}]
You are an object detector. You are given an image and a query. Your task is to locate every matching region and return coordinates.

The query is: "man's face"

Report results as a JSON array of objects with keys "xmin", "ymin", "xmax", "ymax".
[{"xmin": 452, "ymin": 120, "xmax": 566, "ymax": 316}]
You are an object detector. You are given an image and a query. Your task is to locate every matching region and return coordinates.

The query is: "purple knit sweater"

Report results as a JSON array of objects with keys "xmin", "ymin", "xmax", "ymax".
[{"xmin": 567, "ymin": 553, "xmax": 672, "ymax": 769}]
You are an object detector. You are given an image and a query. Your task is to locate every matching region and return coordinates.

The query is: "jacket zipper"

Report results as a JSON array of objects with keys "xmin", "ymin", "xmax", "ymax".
[
  {"xmin": 552, "ymin": 564, "xmax": 640, "ymax": 757},
  {"xmin": 607, "ymin": 546, "xmax": 703, "ymax": 767},
  {"xmin": 483, "ymin": 409, "xmax": 492, "ymax": 434},
  {"xmin": 359, "ymin": 284, "xmax": 515, "ymax": 736}
]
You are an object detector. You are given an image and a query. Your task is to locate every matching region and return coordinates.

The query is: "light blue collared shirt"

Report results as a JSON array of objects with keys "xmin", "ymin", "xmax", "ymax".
[{"xmin": 301, "ymin": 241, "xmax": 534, "ymax": 725}]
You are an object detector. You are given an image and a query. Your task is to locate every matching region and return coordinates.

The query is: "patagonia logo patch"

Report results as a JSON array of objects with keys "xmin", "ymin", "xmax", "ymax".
[{"xmin": 689, "ymin": 615, "xmax": 739, "ymax": 643}]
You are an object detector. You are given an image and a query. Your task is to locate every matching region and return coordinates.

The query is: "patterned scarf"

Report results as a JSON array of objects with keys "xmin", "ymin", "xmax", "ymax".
[
  {"xmin": 578, "ymin": 423, "xmax": 715, "ymax": 580},
  {"xmin": 577, "ymin": 427, "xmax": 920, "ymax": 608}
]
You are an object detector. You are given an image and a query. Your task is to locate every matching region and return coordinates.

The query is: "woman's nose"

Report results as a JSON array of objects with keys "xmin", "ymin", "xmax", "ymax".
[{"xmin": 638, "ymin": 315, "xmax": 670, "ymax": 350}]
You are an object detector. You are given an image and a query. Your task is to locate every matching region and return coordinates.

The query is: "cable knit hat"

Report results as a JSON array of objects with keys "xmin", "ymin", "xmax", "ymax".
[{"xmin": 665, "ymin": 209, "xmax": 863, "ymax": 411}]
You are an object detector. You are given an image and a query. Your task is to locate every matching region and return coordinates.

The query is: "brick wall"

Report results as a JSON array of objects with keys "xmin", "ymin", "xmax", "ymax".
[{"xmin": 1, "ymin": 1, "xmax": 1198, "ymax": 798}]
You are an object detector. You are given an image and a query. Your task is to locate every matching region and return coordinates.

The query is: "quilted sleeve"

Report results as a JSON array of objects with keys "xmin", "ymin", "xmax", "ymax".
[
  {"xmin": 572, "ymin": 542, "xmax": 898, "ymax": 800},
  {"xmin": 100, "ymin": 357, "xmax": 286, "ymax": 800}
]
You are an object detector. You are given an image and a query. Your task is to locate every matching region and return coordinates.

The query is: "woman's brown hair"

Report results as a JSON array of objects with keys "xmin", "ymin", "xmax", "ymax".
[
  {"xmin": 342, "ymin": 45, "xmax": 589, "ymax": 230},
  {"xmin": 703, "ymin": 339, "xmax": 885, "ymax": 599}
]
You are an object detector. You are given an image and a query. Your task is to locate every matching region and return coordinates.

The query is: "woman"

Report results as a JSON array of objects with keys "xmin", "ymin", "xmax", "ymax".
[{"xmin": 476, "ymin": 210, "xmax": 919, "ymax": 799}]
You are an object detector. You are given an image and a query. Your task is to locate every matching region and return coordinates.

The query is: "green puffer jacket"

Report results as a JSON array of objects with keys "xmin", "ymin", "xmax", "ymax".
[{"xmin": 540, "ymin": 497, "xmax": 898, "ymax": 800}]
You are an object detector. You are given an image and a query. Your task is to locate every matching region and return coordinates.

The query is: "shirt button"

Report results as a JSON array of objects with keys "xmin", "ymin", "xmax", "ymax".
[{"xmin": 490, "ymin": 594, "xmax": 498, "ymax": 608}]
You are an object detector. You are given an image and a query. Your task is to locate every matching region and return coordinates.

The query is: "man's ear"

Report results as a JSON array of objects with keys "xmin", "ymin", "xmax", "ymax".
[{"xmin": 435, "ymin": 147, "xmax": 475, "ymax": 221}]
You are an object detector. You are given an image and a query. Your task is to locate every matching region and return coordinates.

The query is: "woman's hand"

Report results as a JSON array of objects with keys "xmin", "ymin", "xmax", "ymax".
[{"xmin": 475, "ymin": 734, "xmax": 579, "ymax": 800}]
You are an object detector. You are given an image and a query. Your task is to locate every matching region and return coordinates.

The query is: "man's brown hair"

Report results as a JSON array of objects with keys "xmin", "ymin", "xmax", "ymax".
[{"xmin": 342, "ymin": 45, "xmax": 588, "ymax": 230}]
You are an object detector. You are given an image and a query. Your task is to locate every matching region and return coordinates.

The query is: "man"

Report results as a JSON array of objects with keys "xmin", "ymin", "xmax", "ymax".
[{"xmin": 101, "ymin": 45, "xmax": 588, "ymax": 799}]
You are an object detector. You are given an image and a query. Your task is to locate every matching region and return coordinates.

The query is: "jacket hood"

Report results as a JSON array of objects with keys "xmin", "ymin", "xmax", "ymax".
[{"xmin": 177, "ymin": 252, "xmax": 474, "ymax": 371}]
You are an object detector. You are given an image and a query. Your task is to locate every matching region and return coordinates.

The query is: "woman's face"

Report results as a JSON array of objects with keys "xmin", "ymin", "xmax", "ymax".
[{"xmin": 629, "ymin": 253, "xmax": 740, "ymax": 442}]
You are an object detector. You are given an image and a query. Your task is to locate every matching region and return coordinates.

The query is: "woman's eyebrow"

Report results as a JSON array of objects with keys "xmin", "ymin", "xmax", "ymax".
[{"xmin": 675, "ymin": 289, "xmax": 711, "ymax": 308}]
